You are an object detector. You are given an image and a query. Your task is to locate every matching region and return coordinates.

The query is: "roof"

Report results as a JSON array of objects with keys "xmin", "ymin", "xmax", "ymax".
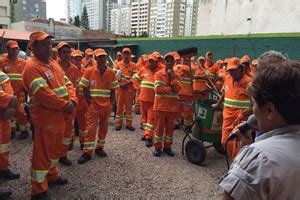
[
  {"xmin": 0, "ymin": 29, "xmax": 31, "ymax": 41},
  {"xmin": 82, "ymin": 30, "xmax": 127, "ymax": 40},
  {"xmin": 29, "ymin": 18, "xmax": 76, "ymax": 28}
]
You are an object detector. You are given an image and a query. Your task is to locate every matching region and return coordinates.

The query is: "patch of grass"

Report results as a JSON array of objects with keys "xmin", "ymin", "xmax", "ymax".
[{"xmin": 117, "ymin": 33, "xmax": 300, "ymax": 41}]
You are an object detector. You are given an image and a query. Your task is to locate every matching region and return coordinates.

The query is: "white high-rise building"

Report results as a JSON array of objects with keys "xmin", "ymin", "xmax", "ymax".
[
  {"xmin": 81, "ymin": 0, "xmax": 107, "ymax": 30},
  {"xmin": 111, "ymin": 7, "xmax": 121, "ymax": 34},
  {"xmin": 149, "ymin": 0, "xmax": 186, "ymax": 38},
  {"xmin": 131, "ymin": 0, "xmax": 149, "ymax": 37},
  {"xmin": 0, "ymin": 0, "xmax": 10, "ymax": 29},
  {"xmin": 111, "ymin": 4, "xmax": 131, "ymax": 35},
  {"xmin": 106, "ymin": 0, "xmax": 118, "ymax": 32},
  {"xmin": 66, "ymin": 0, "xmax": 82, "ymax": 21},
  {"xmin": 184, "ymin": 0, "xmax": 193, "ymax": 36}
]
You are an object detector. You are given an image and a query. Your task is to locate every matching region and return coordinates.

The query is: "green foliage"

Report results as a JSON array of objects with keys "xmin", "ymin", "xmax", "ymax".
[
  {"xmin": 68, "ymin": 17, "xmax": 73, "ymax": 25},
  {"xmin": 73, "ymin": 15, "xmax": 81, "ymax": 27},
  {"xmin": 81, "ymin": 6, "xmax": 90, "ymax": 30},
  {"xmin": 139, "ymin": 32, "xmax": 149, "ymax": 38}
]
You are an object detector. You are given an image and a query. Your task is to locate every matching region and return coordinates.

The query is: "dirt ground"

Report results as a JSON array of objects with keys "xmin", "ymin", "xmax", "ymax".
[{"xmin": 1, "ymin": 113, "xmax": 228, "ymax": 199}]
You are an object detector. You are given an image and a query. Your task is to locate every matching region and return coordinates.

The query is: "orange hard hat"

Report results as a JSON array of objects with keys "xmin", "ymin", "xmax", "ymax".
[
  {"xmin": 206, "ymin": 51, "xmax": 213, "ymax": 57},
  {"xmin": 227, "ymin": 57, "xmax": 241, "ymax": 70},
  {"xmin": 28, "ymin": 31, "xmax": 54, "ymax": 48},
  {"xmin": 57, "ymin": 42, "xmax": 71, "ymax": 50},
  {"xmin": 164, "ymin": 52, "xmax": 175, "ymax": 60},
  {"xmin": 216, "ymin": 59, "xmax": 223, "ymax": 65},
  {"xmin": 94, "ymin": 48, "xmax": 107, "ymax": 57},
  {"xmin": 85, "ymin": 48, "xmax": 93, "ymax": 56},
  {"xmin": 52, "ymin": 48, "xmax": 58, "ymax": 53},
  {"xmin": 116, "ymin": 51, "xmax": 122, "ymax": 56},
  {"xmin": 252, "ymin": 59, "xmax": 258, "ymax": 65},
  {"xmin": 198, "ymin": 56, "xmax": 205, "ymax": 61},
  {"xmin": 122, "ymin": 47, "xmax": 131, "ymax": 53},
  {"xmin": 6, "ymin": 40, "xmax": 19, "ymax": 49},
  {"xmin": 148, "ymin": 54, "xmax": 158, "ymax": 61}
]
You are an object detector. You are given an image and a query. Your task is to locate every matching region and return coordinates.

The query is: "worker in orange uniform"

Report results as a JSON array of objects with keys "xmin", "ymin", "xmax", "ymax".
[
  {"xmin": 204, "ymin": 51, "xmax": 219, "ymax": 80},
  {"xmin": 71, "ymin": 50, "xmax": 88, "ymax": 149},
  {"xmin": 0, "ymin": 40, "xmax": 29, "ymax": 140},
  {"xmin": 114, "ymin": 51, "xmax": 123, "ymax": 65},
  {"xmin": 215, "ymin": 59, "xmax": 226, "ymax": 91},
  {"xmin": 132, "ymin": 54, "xmax": 159, "ymax": 147},
  {"xmin": 114, "ymin": 48, "xmax": 137, "ymax": 131},
  {"xmin": 193, "ymin": 56, "xmax": 208, "ymax": 100},
  {"xmin": 77, "ymin": 48, "xmax": 119, "ymax": 164},
  {"xmin": 82, "ymin": 48, "xmax": 96, "ymax": 68},
  {"xmin": 22, "ymin": 31, "xmax": 77, "ymax": 200},
  {"xmin": 212, "ymin": 57, "xmax": 251, "ymax": 159},
  {"xmin": 153, "ymin": 51, "xmax": 166, "ymax": 70},
  {"xmin": 153, "ymin": 53, "xmax": 181, "ymax": 157},
  {"xmin": 51, "ymin": 48, "xmax": 58, "ymax": 62},
  {"xmin": 57, "ymin": 42, "xmax": 79, "ymax": 166},
  {"xmin": 241, "ymin": 55, "xmax": 253, "ymax": 78},
  {"xmin": 0, "ymin": 70, "xmax": 20, "ymax": 180}
]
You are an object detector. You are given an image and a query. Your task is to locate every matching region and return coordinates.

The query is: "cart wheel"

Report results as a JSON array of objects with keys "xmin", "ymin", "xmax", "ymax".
[
  {"xmin": 185, "ymin": 139, "xmax": 206, "ymax": 164},
  {"xmin": 213, "ymin": 142, "xmax": 226, "ymax": 155}
]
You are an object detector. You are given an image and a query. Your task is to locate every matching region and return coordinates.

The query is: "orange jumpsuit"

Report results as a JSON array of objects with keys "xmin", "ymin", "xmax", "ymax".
[
  {"xmin": 222, "ymin": 74, "xmax": 251, "ymax": 158},
  {"xmin": 134, "ymin": 60, "xmax": 148, "ymax": 113},
  {"xmin": 153, "ymin": 69, "xmax": 181, "ymax": 150},
  {"xmin": 114, "ymin": 61, "xmax": 138, "ymax": 127},
  {"xmin": 132, "ymin": 67, "xmax": 158, "ymax": 139},
  {"xmin": 81, "ymin": 57, "xmax": 97, "ymax": 68},
  {"xmin": 75, "ymin": 67, "xmax": 88, "ymax": 145},
  {"xmin": 177, "ymin": 65, "xmax": 194, "ymax": 128},
  {"xmin": 79, "ymin": 67, "xmax": 119, "ymax": 154},
  {"xmin": 59, "ymin": 62, "xmax": 79, "ymax": 158},
  {"xmin": 204, "ymin": 62, "xmax": 219, "ymax": 81},
  {"xmin": 0, "ymin": 56, "xmax": 28, "ymax": 132},
  {"xmin": 22, "ymin": 56, "xmax": 77, "ymax": 196},
  {"xmin": 215, "ymin": 67, "xmax": 226, "ymax": 91},
  {"xmin": 193, "ymin": 66, "xmax": 208, "ymax": 100},
  {"xmin": 0, "ymin": 71, "xmax": 14, "ymax": 170}
]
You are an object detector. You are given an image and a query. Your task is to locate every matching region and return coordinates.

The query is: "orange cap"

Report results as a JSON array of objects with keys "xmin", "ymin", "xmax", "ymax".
[
  {"xmin": 227, "ymin": 57, "xmax": 241, "ymax": 70},
  {"xmin": 94, "ymin": 48, "xmax": 107, "ymax": 57},
  {"xmin": 206, "ymin": 51, "xmax": 213, "ymax": 57},
  {"xmin": 71, "ymin": 50, "xmax": 83, "ymax": 57},
  {"xmin": 241, "ymin": 55, "xmax": 250, "ymax": 63},
  {"xmin": 57, "ymin": 42, "xmax": 71, "ymax": 50},
  {"xmin": 164, "ymin": 52, "xmax": 174, "ymax": 60},
  {"xmin": 52, "ymin": 48, "xmax": 58, "ymax": 53},
  {"xmin": 224, "ymin": 58, "xmax": 229, "ymax": 64},
  {"xmin": 252, "ymin": 59, "xmax": 258, "ymax": 65},
  {"xmin": 28, "ymin": 31, "xmax": 54, "ymax": 48},
  {"xmin": 116, "ymin": 51, "xmax": 122, "ymax": 56},
  {"xmin": 173, "ymin": 52, "xmax": 181, "ymax": 60},
  {"xmin": 131, "ymin": 54, "xmax": 135, "ymax": 58},
  {"xmin": 216, "ymin": 59, "xmax": 223, "ymax": 65},
  {"xmin": 85, "ymin": 48, "xmax": 93, "ymax": 56},
  {"xmin": 153, "ymin": 51, "xmax": 163, "ymax": 58},
  {"xmin": 148, "ymin": 54, "xmax": 158, "ymax": 61},
  {"xmin": 142, "ymin": 54, "xmax": 148, "ymax": 61},
  {"xmin": 198, "ymin": 56, "xmax": 205, "ymax": 61},
  {"xmin": 122, "ymin": 47, "xmax": 131, "ymax": 53},
  {"xmin": 6, "ymin": 40, "xmax": 19, "ymax": 49}
]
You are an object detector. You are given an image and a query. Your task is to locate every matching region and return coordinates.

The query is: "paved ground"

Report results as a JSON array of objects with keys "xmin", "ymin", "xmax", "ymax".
[{"xmin": 1, "ymin": 113, "xmax": 228, "ymax": 199}]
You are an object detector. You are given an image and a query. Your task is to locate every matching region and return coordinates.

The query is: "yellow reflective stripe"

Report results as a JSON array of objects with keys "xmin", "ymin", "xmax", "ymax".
[
  {"xmin": 133, "ymin": 73, "xmax": 142, "ymax": 81},
  {"xmin": 111, "ymin": 80, "xmax": 119, "ymax": 89},
  {"xmin": 0, "ymin": 86, "xmax": 3, "ymax": 92},
  {"xmin": 144, "ymin": 123, "xmax": 154, "ymax": 131},
  {"xmin": 29, "ymin": 77, "xmax": 48, "ymax": 94},
  {"xmin": 83, "ymin": 142, "xmax": 95, "ymax": 150},
  {"xmin": 125, "ymin": 115, "xmax": 132, "ymax": 120},
  {"xmin": 79, "ymin": 78, "xmax": 90, "ymax": 87},
  {"xmin": 0, "ymin": 72, "xmax": 9, "ymax": 84},
  {"xmin": 0, "ymin": 143, "xmax": 10, "ymax": 153},
  {"xmin": 78, "ymin": 87, "xmax": 84, "ymax": 95},
  {"xmin": 97, "ymin": 139, "xmax": 105, "ymax": 147},
  {"xmin": 154, "ymin": 135, "xmax": 163, "ymax": 143},
  {"xmin": 7, "ymin": 73, "xmax": 22, "ymax": 81},
  {"xmin": 141, "ymin": 81, "xmax": 154, "ymax": 89},
  {"xmin": 90, "ymin": 89, "xmax": 111, "ymax": 97},
  {"xmin": 121, "ymin": 74, "xmax": 131, "ymax": 81},
  {"xmin": 64, "ymin": 76, "xmax": 72, "ymax": 85},
  {"xmin": 154, "ymin": 81, "xmax": 163, "ymax": 88},
  {"xmin": 53, "ymin": 86, "xmax": 68, "ymax": 97},
  {"xmin": 63, "ymin": 138, "xmax": 72, "ymax": 145},
  {"xmin": 224, "ymin": 98, "xmax": 251, "ymax": 109},
  {"xmin": 51, "ymin": 159, "xmax": 59, "ymax": 167},
  {"xmin": 31, "ymin": 169, "xmax": 49, "ymax": 183},
  {"xmin": 155, "ymin": 93, "xmax": 177, "ymax": 98},
  {"xmin": 184, "ymin": 119, "xmax": 193, "ymax": 126},
  {"xmin": 79, "ymin": 130, "xmax": 87, "ymax": 136},
  {"xmin": 181, "ymin": 77, "xmax": 192, "ymax": 83},
  {"xmin": 115, "ymin": 115, "xmax": 123, "ymax": 120},
  {"xmin": 164, "ymin": 135, "xmax": 173, "ymax": 143}
]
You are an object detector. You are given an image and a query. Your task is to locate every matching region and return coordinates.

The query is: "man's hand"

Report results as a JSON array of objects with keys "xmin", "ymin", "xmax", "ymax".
[
  {"xmin": 87, "ymin": 57, "xmax": 93, "ymax": 65},
  {"xmin": 234, "ymin": 123, "xmax": 254, "ymax": 148},
  {"xmin": 65, "ymin": 101, "xmax": 75, "ymax": 114},
  {"xmin": 3, "ymin": 108, "xmax": 16, "ymax": 120},
  {"xmin": 167, "ymin": 69, "xmax": 175, "ymax": 81},
  {"xmin": 8, "ymin": 96, "xmax": 18, "ymax": 109}
]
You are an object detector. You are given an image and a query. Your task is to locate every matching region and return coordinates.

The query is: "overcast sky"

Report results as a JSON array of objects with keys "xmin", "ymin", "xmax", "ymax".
[{"xmin": 46, "ymin": 0, "xmax": 67, "ymax": 20}]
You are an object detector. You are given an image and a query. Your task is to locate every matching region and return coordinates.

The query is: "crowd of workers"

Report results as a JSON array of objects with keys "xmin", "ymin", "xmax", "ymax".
[{"xmin": 0, "ymin": 30, "xmax": 299, "ymax": 200}]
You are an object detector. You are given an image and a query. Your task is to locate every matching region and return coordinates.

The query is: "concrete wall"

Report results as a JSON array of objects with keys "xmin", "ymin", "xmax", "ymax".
[
  {"xmin": 196, "ymin": 0, "xmax": 300, "ymax": 36},
  {"xmin": 0, "ymin": 0, "xmax": 10, "ymax": 28}
]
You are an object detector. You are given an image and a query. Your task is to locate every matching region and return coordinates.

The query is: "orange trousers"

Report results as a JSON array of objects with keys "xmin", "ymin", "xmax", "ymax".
[
  {"xmin": 154, "ymin": 111, "xmax": 176, "ymax": 150},
  {"xmin": 11, "ymin": 94, "xmax": 28, "ymax": 132},
  {"xmin": 177, "ymin": 95, "xmax": 193, "ymax": 128},
  {"xmin": 115, "ymin": 89, "xmax": 133, "ymax": 127},
  {"xmin": 73, "ymin": 98, "xmax": 88, "ymax": 145},
  {"xmin": 221, "ymin": 107, "xmax": 244, "ymax": 159},
  {"xmin": 134, "ymin": 89, "xmax": 141, "ymax": 112},
  {"xmin": 0, "ymin": 119, "xmax": 11, "ymax": 170},
  {"xmin": 31, "ymin": 111, "xmax": 65, "ymax": 196},
  {"xmin": 83, "ymin": 104, "xmax": 111, "ymax": 155},
  {"xmin": 60, "ymin": 112, "xmax": 75, "ymax": 158},
  {"xmin": 140, "ymin": 101, "xmax": 154, "ymax": 139}
]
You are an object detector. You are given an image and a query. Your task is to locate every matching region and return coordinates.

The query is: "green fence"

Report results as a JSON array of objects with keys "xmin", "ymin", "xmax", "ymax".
[{"xmin": 117, "ymin": 36, "xmax": 300, "ymax": 61}]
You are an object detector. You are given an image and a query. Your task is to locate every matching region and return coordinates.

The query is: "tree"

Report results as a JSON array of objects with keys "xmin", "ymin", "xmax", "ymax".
[
  {"xmin": 81, "ymin": 6, "xmax": 90, "ymax": 30},
  {"xmin": 139, "ymin": 31, "xmax": 149, "ymax": 38},
  {"xmin": 68, "ymin": 17, "xmax": 73, "ymax": 25},
  {"xmin": 73, "ymin": 15, "xmax": 81, "ymax": 27}
]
